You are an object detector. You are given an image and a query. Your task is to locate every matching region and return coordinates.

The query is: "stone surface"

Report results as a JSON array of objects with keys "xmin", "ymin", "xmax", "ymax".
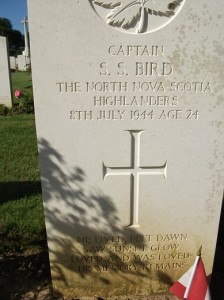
[
  {"xmin": 10, "ymin": 56, "xmax": 16, "ymax": 70},
  {"xmin": 28, "ymin": 0, "xmax": 224, "ymax": 298},
  {"xmin": 0, "ymin": 36, "xmax": 13, "ymax": 107},
  {"xmin": 17, "ymin": 54, "xmax": 30, "ymax": 71},
  {"xmin": 21, "ymin": 16, "xmax": 30, "ymax": 57}
]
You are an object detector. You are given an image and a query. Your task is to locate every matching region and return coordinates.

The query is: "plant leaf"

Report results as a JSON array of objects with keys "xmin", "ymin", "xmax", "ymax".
[
  {"xmin": 144, "ymin": 0, "xmax": 176, "ymax": 16},
  {"xmin": 93, "ymin": 0, "xmax": 121, "ymax": 9},
  {"xmin": 108, "ymin": 1, "xmax": 141, "ymax": 28}
]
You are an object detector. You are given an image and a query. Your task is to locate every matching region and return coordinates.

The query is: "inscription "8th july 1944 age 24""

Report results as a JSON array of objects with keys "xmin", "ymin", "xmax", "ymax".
[{"xmin": 56, "ymin": 43, "xmax": 212, "ymax": 123}]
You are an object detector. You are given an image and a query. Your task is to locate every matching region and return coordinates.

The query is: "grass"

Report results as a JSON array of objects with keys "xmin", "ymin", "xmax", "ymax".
[
  {"xmin": 0, "ymin": 116, "xmax": 39, "ymax": 181},
  {"xmin": 11, "ymin": 71, "xmax": 32, "ymax": 102},
  {"xmin": 0, "ymin": 72, "xmax": 46, "ymax": 254}
]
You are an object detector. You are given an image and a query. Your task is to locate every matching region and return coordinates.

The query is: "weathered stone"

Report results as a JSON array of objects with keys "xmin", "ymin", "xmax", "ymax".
[
  {"xmin": 10, "ymin": 56, "xmax": 16, "ymax": 70},
  {"xmin": 0, "ymin": 36, "xmax": 12, "ymax": 107},
  {"xmin": 17, "ymin": 55, "xmax": 30, "ymax": 71},
  {"xmin": 28, "ymin": 0, "xmax": 224, "ymax": 298}
]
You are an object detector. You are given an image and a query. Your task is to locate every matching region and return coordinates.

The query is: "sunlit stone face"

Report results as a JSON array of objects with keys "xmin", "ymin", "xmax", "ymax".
[
  {"xmin": 28, "ymin": 0, "xmax": 224, "ymax": 297},
  {"xmin": 0, "ymin": 36, "xmax": 12, "ymax": 107},
  {"xmin": 90, "ymin": 0, "xmax": 186, "ymax": 34}
]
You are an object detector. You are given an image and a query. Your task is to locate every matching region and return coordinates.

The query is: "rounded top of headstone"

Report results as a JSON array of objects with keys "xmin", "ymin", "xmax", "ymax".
[{"xmin": 89, "ymin": 0, "xmax": 185, "ymax": 34}]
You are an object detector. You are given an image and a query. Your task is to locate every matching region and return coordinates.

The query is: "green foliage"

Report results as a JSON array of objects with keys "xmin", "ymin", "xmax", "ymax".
[
  {"xmin": 0, "ymin": 104, "xmax": 9, "ymax": 116},
  {"xmin": 15, "ymin": 90, "xmax": 34, "ymax": 114},
  {"xmin": 7, "ymin": 71, "xmax": 34, "ymax": 115},
  {"xmin": 8, "ymin": 29, "xmax": 24, "ymax": 56},
  {"xmin": 25, "ymin": 61, "xmax": 32, "ymax": 74},
  {"xmin": 0, "ymin": 17, "xmax": 24, "ymax": 56},
  {"xmin": 0, "ymin": 17, "xmax": 13, "ymax": 34}
]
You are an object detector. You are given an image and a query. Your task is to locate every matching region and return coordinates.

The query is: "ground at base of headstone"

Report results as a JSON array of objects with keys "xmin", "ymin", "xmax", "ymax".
[
  {"xmin": 0, "ymin": 246, "xmax": 177, "ymax": 300},
  {"xmin": 0, "ymin": 247, "xmax": 223, "ymax": 300},
  {"xmin": 0, "ymin": 250, "xmax": 54, "ymax": 300}
]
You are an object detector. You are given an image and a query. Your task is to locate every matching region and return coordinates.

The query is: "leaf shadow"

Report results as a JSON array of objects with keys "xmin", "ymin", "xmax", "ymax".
[{"xmin": 38, "ymin": 138, "xmax": 173, "ymax": 297}]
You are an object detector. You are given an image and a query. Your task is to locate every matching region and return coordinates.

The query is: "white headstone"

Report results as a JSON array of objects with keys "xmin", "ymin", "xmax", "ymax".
[
  {"xmin": 0, "ymin": 36, "xmax": 13, "ymax": 107},
  {"xmin": 10, "ymin": 56, "xmax": 16, "ymax": 70},
  {"xmin": 17, "ymin": 55, "xmax": 30, "ymax": 71},
  {"xmin": 28, "ymin": 0, "xmax": 224, "ymax": 298}
]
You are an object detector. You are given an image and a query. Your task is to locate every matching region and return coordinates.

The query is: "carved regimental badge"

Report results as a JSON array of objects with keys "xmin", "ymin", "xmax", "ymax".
[{"xmin": 90, "ymin": 0, "xmax": 185, "ymax": 34}]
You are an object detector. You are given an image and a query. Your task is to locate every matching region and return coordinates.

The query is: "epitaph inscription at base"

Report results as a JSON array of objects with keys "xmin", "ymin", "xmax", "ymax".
[{"xmin": 28, "ymin": 0, "xmax": 224, "ymax": 298}]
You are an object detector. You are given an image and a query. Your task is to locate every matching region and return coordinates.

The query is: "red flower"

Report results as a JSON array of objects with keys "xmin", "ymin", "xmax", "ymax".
[{"xmin": 15, "ymin": 90, "xmax": 22, "ymax": 98}]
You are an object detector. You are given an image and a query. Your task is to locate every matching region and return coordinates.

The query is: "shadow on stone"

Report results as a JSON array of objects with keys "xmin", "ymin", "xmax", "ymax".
[{"xmin": 38, "ymin": 138, "xmax": 173, "ymax": 296}]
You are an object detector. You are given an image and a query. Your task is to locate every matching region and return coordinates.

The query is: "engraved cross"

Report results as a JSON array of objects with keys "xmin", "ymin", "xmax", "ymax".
[{"xmin": 103, "ymin": 130, "xmax": 167, "ymax": 228}]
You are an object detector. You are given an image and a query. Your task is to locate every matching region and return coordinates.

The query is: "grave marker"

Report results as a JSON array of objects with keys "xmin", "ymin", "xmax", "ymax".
[
  {"xmin": 21, "ymin": 16, "xmax": 30, "ymax": 57},
  {"xmin": 17, "ymin": 55, "xmax": 30, "ymax": 71},
  {"xmin": 103, "ymin": 130, "xmax": 167, "ymax": 228},
  {"xmin": 10, "ymin": 56, "xmax": 16, "ymax": 70},
  {"xmin": 0, "ymin": 36, "xmax": 12, "ymax": 107},
  {"xmin": 28, "ymin": 0, "xmax": 224, "ymax": 298}
]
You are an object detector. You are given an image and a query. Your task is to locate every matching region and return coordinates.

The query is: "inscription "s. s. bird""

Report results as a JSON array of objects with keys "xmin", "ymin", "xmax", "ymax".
[{"xmin": 92, "ymin": 0, "xmax": 184, "ymax": 34}]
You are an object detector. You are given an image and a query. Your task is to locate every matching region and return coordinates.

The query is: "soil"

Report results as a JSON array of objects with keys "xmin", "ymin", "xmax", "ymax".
[
  {"xmin": 0, "ymin": 247, "xmax": 223, "ymax": 300},
  {"xmin": 0, "ymin": 250, "xmax": 56, "ymax": 300}
]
